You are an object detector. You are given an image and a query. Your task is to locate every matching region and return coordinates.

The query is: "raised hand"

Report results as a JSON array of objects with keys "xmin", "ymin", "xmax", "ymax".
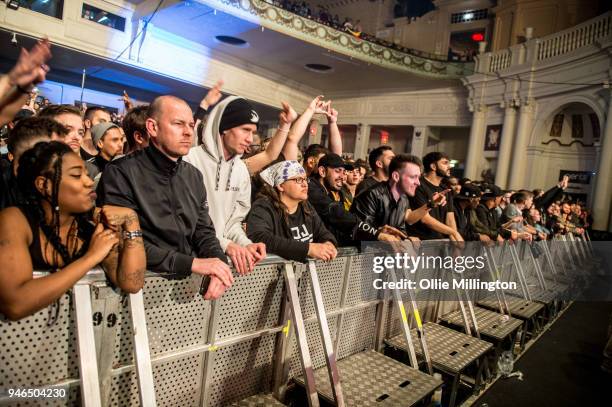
[
  {"xmin": 279, "ymin": 101, "xmax": 298, "ymax": 125},
  {"xmin": 324, "ymin": 102, "xmax": 339, "ymax": 124},
  {"xmin": 314, "ymin": 100, "xmax": 331, "ymax": 115},
  {"xmin": 307, "ymin": 95, "xmax": 325, "ymax": 112},
  {"xmin": 201, "ymin": 79, "xmax": 224, "ymax": 109},
  {"xmin": 8, "ymin": 38, "xmax": 52, "ymax": 89}
]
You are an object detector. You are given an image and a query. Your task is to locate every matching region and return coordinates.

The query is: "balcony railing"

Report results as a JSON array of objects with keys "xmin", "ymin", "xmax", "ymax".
[
  {"xmin": 480, "ymin": 11, "xmax": 612, "ymax": 74},
  {"xmin": 196, "ymin": 0, "xmax": 471, "ymax": 78}
]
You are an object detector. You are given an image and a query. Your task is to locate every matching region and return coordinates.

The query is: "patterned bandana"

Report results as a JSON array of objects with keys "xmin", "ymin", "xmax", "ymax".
[{"xmin": 260, "ymin": 160, "xmax": 306, "ymax": 187}]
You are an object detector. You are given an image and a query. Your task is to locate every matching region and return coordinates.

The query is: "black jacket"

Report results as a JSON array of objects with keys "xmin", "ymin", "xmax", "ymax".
[
  {"xmin": 534, "ymin": 185, "xmax": 564, "ymax": 211},
  {"xmin": 453, "ymin": 202, "xmax": 480, "ymax": 241},
  {"xmin": 351, "ymin": 181, "xmax": 409, "ymax": 235},
  {"xmin": 475, "ymin": 203, "xmax": 511, "ymax": 239},
  {"xmin": 355, "ymin": 176, "xmax": 379, "ymax": 197},
  {"xmin": 307, "ymin": 177, "xmax": 378, "ymax": 245},
  {"xmin": 97, "ymin": 145, "xmax": 226, "ymax": 276},
  {"xmin": 246, "ymin": 196, "xmax": 336, "ymax": 262}
]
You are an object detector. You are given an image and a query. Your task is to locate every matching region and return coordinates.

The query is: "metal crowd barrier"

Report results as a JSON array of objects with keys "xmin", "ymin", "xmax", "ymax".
[{"xmin": 0, "ymin": 238, "xmax": 597, "ymax": 407}]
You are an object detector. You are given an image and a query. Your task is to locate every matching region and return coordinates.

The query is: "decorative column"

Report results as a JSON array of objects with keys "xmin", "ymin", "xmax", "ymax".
[
  {"xmin": 495, "ymin": 104, "xmax": 518, "ymax": 188},
  {"xmin": 592, "ymin": 91, "xmax": 612, "ymax": 231},
  {"xmin": 411, "ymin": 126, "xmax": 429, "ymax": 158},
  {"xmin": 507, "ymin": 99, "xmax": 536, "ymax": 190},
  {"xmin": 464, "ymin": 103, "xmax": 488, "ymax": 180},
  {"xmin": 353, "ymin": 124, "xmax": 371, "ymax": 160}
]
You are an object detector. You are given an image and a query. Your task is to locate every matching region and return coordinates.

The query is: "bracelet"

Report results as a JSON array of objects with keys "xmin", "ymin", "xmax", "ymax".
[{"xmin": 123, "ymin": 230, "xmax": 143, "ymax": 240}]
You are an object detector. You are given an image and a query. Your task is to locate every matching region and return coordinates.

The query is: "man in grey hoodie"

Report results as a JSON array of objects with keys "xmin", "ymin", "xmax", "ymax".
[{"xmin": 185, "ymin": 97, "xmax": 266, "ymax": 275}]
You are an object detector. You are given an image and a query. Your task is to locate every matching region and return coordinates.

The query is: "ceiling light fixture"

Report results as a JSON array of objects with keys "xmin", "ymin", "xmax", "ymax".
[
  {"xmin": 304, "ymin": 63, "xmax": 333, "ymax": 73},
  {"xmin": 215, "ymin": 35, "xmax": 249, "ymax": 47}
]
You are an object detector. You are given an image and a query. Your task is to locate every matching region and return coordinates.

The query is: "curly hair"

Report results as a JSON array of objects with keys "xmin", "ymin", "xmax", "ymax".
[{"xmin": 17, "ymin": 141, "xmax": 93, "ymax": 268}]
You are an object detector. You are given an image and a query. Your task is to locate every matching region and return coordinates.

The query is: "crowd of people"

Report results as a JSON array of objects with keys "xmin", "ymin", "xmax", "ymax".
[
  {"xmin": 0, "ymin": 39, "xmax": 593, "ymax": 322},
  {"xmin": 261, "ymin": 0, "xmax": 448, "ymax": 61}
]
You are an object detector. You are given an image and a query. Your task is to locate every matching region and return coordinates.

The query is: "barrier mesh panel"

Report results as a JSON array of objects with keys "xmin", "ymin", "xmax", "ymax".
[
  {"xmin": 209, "ymin": 335, "xmax": 277, "ymax": 407},
  {"xmin": 216, "ymin": 264, "xmax": 284, "ymax": 340},
  {"xmin": 0, "ymin": 293, "xmax": 81, "ymax": 406}
]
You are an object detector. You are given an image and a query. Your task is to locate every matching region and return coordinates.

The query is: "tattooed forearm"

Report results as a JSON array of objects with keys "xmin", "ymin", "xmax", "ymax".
[
  {"xmin": 120, "ymin": 268, "xmax": 145, "ymax": 287},
  {"xmin": 124, "ymin": 237, "xmax": 144, "ymax": 249},
  {"xmin": 123, "ymin": 214, "xmax": 139, "ymax": 229}
]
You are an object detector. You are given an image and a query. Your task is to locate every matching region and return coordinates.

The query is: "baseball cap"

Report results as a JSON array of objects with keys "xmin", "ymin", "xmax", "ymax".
[
  {"xmin": 481, "ymin": 184, "xmax": 503, "ymax": 199},
  {"xmin": 456, "ymin": 183, "xmax": 481, "ymax": 199},
  {"xmin": 91, "ymin": 122, "xmax": 120, "ymax": 146},
  {"xmin": 317, "ymin": 153, "xmax": 353, "ymax": 170}
]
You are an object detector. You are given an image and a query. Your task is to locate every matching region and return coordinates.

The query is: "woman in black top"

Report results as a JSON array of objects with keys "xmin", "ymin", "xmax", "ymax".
[
  {"xmin": 246, "ymin": 160, "xmax": 337, "ymax": 262},
  {"xmin": 0, "ymin": 141, "xmax": 145, "ymax": 320}
]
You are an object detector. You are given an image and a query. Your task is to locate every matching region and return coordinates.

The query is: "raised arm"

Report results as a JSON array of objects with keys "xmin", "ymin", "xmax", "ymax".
[
  {"xmin": 0, "ymin": 38, "xmax": 51, "ymax": 126},
  {"xmin": 244, "ymin": 101, "xmax": 297, "ymax": 175},
  {"xmin": 324, "ymin": 102, "xmax": 342, "ymax": 155},
  {"xmin": 282, "ymin": 95, "xmax": 327, "ymax": 160}
]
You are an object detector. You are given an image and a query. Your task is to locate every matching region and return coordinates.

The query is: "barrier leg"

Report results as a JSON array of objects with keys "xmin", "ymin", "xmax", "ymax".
[
  {"xmin": 284, "ymin": 263, "xmax": 320, "ymax": 407},
  {"xmin": 307, "ymin": 261, "xmax": 345, "ymax": 407},
  {"xmin": 74, "ymin": 283, "xmax": 102, "ymax": 407},
  {"xmin": 129, "ymin": 290, "xmax": 157, "ymax": 407},
  {"xmin": 388, "ymin": 267, "xmax": 419, "ymax": 369}
]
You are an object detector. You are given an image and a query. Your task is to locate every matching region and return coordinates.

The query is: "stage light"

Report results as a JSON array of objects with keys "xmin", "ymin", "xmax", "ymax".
[{"xmin": 7, "ymin": 0, "xmax": 20, "ymax": 10}]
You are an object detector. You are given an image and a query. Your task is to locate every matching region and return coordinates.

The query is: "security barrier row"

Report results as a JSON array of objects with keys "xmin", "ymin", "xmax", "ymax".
[{"xmin": 0, "ymin": 234, "xmax": 598, "ymax": 407}]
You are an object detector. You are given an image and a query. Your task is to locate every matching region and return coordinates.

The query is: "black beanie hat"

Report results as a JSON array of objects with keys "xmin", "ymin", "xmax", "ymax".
[{"xmin": 219, "ymin": 98, "xmax": 259, "ymax": 133}]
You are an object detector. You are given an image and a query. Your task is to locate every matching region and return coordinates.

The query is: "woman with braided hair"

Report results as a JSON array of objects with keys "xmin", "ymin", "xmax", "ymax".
[{"xmin": 0, "ymin": 141, "xmax": 145, "ymax": 320}]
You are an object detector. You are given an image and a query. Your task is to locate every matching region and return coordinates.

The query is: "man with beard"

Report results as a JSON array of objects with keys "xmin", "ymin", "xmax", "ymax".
[
  {"xmin": 308, "ymin": 153, "xmax": 403, "ymax": 245},
  {"xmin": 356, "ymin": 145, "xmax": 394, "ymax": 196},
  {"xmin": 407, "ymin": 152, "xmax": 462, "ymax": 241},
  {"xmin": 351, "ymin": 154, "xmax": 446, "ymax": 241}
]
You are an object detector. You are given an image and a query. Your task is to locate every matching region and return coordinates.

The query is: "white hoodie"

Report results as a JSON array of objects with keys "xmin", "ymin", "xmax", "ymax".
[{"xmin": 184, "ymin": 96, "xmax": 252, "ymax": 251}]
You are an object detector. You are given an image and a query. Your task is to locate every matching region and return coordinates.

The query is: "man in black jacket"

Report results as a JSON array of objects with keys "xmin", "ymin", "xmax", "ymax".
[
  {"xmin": 97, "ymin": 95, "xmax": 233, "ymax": 300},
  {"xmin": 355, "ymin": 145, "xmax": 394, "ymax": 196},
  {"xmin": 453, "ymin": 183, "xmax": 490, "ymax": 242},
  {"xmin": 474, "ymin": 184, "xmax": 515, "ymax": 242},
  {"xmin": 351, "ymin": 154, "xmax": 445, "ymax": 241}
]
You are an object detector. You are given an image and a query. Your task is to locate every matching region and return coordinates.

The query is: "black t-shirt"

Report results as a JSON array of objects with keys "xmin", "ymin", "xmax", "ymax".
[
  {"xmin": 407, "ymin": 176, "xmax": 454, "ymax": 240},
  {"xmin": 287, "ymin": 206, "xmax": 314, "ymax": 243}
]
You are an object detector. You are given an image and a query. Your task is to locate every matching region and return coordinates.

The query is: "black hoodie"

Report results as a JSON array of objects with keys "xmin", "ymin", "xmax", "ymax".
[{"xmin": 246, "ymin": 196, "xmax": 336, "ymax": 262}]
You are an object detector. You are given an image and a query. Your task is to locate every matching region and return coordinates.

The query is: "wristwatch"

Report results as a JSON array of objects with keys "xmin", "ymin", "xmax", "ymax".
[
  {"xmin": 123, "ymin": 230, "xmax": 143, "ymax": 240},
  {"xmin": 427, "ymin": 199, "xmax": 435, "ymax": 209}
]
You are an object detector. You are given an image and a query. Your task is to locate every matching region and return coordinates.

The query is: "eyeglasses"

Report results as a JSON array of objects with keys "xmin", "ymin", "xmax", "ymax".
[{"xmin": 288, "ymin": 177, "xmax": 308, "ymax": 185}]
